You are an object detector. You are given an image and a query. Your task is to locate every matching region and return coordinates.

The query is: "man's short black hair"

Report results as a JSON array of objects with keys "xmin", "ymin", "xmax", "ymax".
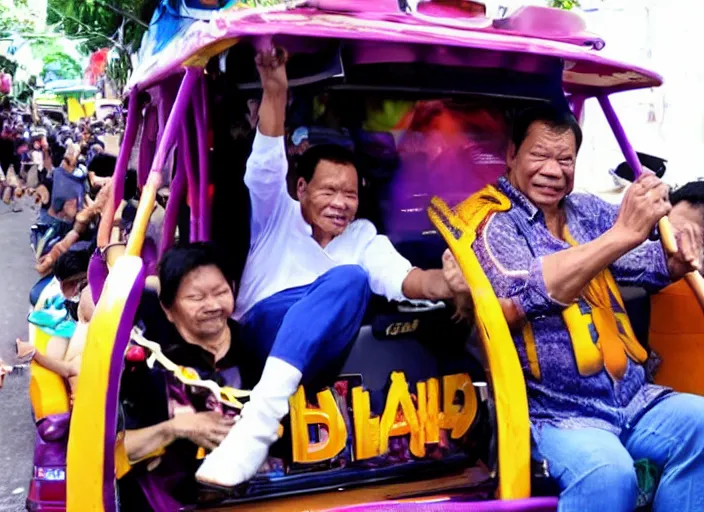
[
  {"xmin": 296, "ymin": 143, "xmax": 357, "ymax": 183},
  {"xmin": 54, "ymin": 249, "xmax": 91, "ymax": 282},
  {"xmin": 511, "ymin": 104, "xmax": 583, "ymax": 153},
  {"xmin": 88, "ymin": 153, "xmax": 117, "ymax": 178},
  {"xmin": 124, "ymin": 168, "xmax": 138, "ymax": 201},
  {"xmin": 159, "ymin": 242, "xmax": 231, "ymax": 308},
  {"xmin": 670, "ymin": 180, "xmax": 704, "ymax": 207}
]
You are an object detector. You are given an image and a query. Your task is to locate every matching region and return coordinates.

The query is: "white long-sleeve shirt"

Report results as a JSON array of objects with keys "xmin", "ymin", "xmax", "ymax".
[{"xmin": 234, "ymin": 130, "xmax": 413, "ymax": 320}]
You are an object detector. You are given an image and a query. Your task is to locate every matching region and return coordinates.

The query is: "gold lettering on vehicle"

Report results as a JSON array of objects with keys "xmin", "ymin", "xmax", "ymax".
[
  {"xmin": 289, "ymin": 372, "xmax": 477, "ymax": 463},
  {"xmin": 385, "ymin": 319, "xmax": 420, "ymax": 336}
]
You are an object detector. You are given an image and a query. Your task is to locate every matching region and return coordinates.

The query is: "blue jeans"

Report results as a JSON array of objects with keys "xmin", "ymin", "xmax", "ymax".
[
  {"xmin": 534, "ymin": 393, "xmax": 704, "ymax": 512},
  {"xmin": 240, "ymin": 265, "xmax": 371, "ymax": 383}
]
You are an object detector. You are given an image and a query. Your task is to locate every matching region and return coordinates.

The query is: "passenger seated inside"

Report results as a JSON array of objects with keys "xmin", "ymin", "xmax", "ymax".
[
  {"xmin": 118, "ymin": 243, "xmax": 239, "ymax": 510},
  {"xmin": 647, "ymin": 181, "xmax": 704, "ymax": 394},
  {"xmin": 195, "ymin": 47, "xmax": 455, "ymax": 488},
  {"xmin": 668, "ymin": 181, "xmax": 704, "ymax": 235},
  {"xmin": 442, "ymin": 105, "xmax": 704, "ymax": 512},
  {"xmin": 17, "ymin": 248, "xmax": 94, "ymax": 400}
]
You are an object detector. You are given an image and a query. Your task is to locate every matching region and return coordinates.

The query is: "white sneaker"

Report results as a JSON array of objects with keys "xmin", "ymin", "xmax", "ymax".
[{"xmin": 196, "ymin": 357, "xmax": 302, "ymax": 488}]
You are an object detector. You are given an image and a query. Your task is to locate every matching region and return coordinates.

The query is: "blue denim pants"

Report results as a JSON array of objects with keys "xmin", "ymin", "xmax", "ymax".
[
  {"xmin": 534, "ymin": 393, "xmax": 704, "ymax": 512},
  {"xmin": 240, "ymin": 265, "xmax": 371, "ymax": 382}
]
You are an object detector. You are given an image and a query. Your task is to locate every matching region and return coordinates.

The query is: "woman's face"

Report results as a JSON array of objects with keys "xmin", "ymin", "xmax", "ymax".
[{"xmin": 164, "ymin": 265, "xmax": 235, "ymax": 340}]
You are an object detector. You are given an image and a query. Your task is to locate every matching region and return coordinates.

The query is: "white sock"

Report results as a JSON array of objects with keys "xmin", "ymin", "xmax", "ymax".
[{"xmin": 196, "ymin": 357, "xmax": 302, "ymax": 487}]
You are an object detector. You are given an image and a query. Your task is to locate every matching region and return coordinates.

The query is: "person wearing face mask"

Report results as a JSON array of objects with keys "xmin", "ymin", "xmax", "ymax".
[
  {"xmin": 442, "ymin": 105, "xmax": 704, "ymax": 512},
  {"xmin": 195, "ymin": 47, "xmax": 454, "ymax": 488},
  {"xmin": 16, "ymin": 249, "xmax": 94, "ymax": 399}
]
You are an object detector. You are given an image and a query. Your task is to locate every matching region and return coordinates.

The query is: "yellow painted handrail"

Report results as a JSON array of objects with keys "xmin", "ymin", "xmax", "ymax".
[
  {"xmin": 428, "ymin": 191, "xmax": 531, "ymax": 500},
  {"xmin": 67, "ymin": 256, "xmax": 145, "ymax": 512}
]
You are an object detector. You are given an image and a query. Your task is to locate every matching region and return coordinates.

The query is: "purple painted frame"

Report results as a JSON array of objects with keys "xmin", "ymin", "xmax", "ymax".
[
  {"xmin": 179, "ymin": 120, "xmax": 200, "ymax": 242},
  {"xmin": 148, "ymin": 70, "xmax": 201, "ymax": 182},
  {"xmin": 101, "ymin": 263, "xmax": 146, "ymax": 512},
  {"xmin": 194, "ymin": 75, "xmax": 211, "ymax": 241},
  {"xmin": 69, "ymin": 69, "xmax": 203, "ymax": 512},
  {"xmin": 126, "ymin": 7, "xmax": 662, "ymax": 97},
  {"xmin": 159, "ymin": 155, "xmax": 187, "ymax": 258},
  {"xmin": 76, "ymin": 4, "xmax": 676, "ymax": 510},
  {"xmin": 138, "ymin": 104, "xmax": 159, "ymax": 189},
  {"xmin": 111, "ymin": 90, "xmax": 141, "ymax": 210},
  {"xmin": 597, "ymin": 95, "xmax": 643, "ymax": 179}
]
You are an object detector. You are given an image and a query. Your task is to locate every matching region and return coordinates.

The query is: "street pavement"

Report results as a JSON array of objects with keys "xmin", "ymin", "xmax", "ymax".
[{"xmin": 0, "ymin": 200, "xmax": 40, "ymax": 511}]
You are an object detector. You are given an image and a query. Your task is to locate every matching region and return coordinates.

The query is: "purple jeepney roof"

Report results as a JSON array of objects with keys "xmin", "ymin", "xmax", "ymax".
[{"xmin": 128, "ymin": 1, "xmax": 662, "ymax": 95}]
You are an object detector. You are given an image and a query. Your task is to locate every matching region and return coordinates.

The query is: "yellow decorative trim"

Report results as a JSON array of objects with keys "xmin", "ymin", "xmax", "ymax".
[
  {"xmin": 67, "ymin": 256, "xmax": 145, "ymax": 512},
  {"xmin": 182, "ymin": 38, "xmax": 240, "ymax": 68},
  {"xmin": 114, "ymin": 431, "xmax": 132, "ymax": 479},
  {"xmin": 560, "ymin": 229, "xmax": 647, "ymax": 379},
  {"xmin": 126, "ymin": 176, "xmax": 158, "ymax": 258},
  {"xmin": 29, "ymin": 329, "xmax": 71, "ymax": 420},
  {"xmin": 130, "ymin": 328, "xmax": 250, "ymax": 409},
  {"xmin": 428, "ymin": 187, "xmax": 530, "ymax": 500},
  {"xmin": 521, "ymin": 323, "xmax": 541, "ymax": 380}
]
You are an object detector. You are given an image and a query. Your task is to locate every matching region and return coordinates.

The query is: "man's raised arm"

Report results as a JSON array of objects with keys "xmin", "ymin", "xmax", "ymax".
[{"xmin": 244, "ymin": 48, "xmax": 290, "ymax": 236}]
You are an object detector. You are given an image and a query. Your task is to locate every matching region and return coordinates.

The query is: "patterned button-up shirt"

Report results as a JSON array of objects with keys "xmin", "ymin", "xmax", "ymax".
[{"xmin": 473, "ymin": 176, "xmax": 672, "ymax": 434}]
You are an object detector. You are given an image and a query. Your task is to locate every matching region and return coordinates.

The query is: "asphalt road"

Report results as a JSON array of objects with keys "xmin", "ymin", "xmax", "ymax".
[{"xmin": 0, "ymin": 200, "xmax": 40, "ymax": 512}]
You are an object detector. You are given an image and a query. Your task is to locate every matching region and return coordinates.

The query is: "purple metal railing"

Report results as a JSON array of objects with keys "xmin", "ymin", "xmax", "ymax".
[
  {"xmin": 112, "ymin": 90, "xmax": 142, "ymax": 210},
  {"xmin": 195, "ymin": 75, "xmax": 211, "ymax": 241},
  {"xmin": 179, "ymin": 120, "xmax": 200, "ymax": 242}
]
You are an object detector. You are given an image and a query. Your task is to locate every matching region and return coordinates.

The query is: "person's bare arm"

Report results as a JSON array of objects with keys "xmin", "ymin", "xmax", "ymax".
[
  {"xmin": 443, "ymin": 173, "xmax": 697, "ymax": 326},
  {"xmin": 123, "ymin": 422, "xmax": 176, "ymax": 463},
  {"xmin": 442, "ymin": 249, "xmax": 526, "ymax": 330},
  {"xmin": 402, "ymin": 268, "xmax": 452, "ymax": 301},
  {"xmin": 243, "ymin": 48, "xmax": 292, "ymax": 237},
  {"xmin": 541, "ymin": 173, "xmax": 682, "ymax": 304},
  {"xmin": 41, "ymin": 137, "xmax": 52, "ymax": 172},
  {"xmin": 78, "ymin": 286, "xmax": 95, "ymax": 323},
  {"xmin": 256, "ymin": 48, "xmax": 288, "ymax": 138},
  {"xmin": 540, "ymin": 228, "xmax": 642, "ymax": 304},
  {"xmin": 124, "ymin": 411, "xmax": 235, "ymax": 463},
  {"xmin": 32, "ymin": 351, "xmax": 79, "ymax": 380}
]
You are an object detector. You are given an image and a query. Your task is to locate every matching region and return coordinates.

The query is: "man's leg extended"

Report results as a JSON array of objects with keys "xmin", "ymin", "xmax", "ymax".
[
  {"xmin": 623, "ymin": 393, "xmax": 704, "ymax": 512},
  {"xmin": 197, "ymin": 265, "xmax": 371, "ymax": 487},
  {"xmin": 534, "ymin": 425, "xmax": 639, "ymax": 512}
]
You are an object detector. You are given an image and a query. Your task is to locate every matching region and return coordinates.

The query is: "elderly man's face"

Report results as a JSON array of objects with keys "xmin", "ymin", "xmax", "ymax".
[{"xmin": 507, "ymin": 121, "xmax": 577, "ymax": 211}]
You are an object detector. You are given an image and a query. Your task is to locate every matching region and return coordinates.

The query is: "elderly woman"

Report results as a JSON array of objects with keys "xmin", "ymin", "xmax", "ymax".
[
  {"xmin": 443, "ymin": 105, "xmax": 704, "ymax": 512},
  {"xmin": 118, "ymin": 243, "xmax": 239, "ymax": 510}
]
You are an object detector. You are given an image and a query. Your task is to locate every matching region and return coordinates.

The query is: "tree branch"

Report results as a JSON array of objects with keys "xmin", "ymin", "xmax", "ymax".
[
  {"xmin": 91, "ymin": 0, "xmax": 149, "ymax": 29},
  {"xmin": 46, "ymin": 5, "xmax": 126, "ymax": 50}
]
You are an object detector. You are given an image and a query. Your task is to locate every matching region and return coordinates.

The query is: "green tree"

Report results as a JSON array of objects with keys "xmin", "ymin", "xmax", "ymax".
[
  {"xmin": 47, "ymin": 0, "xmax": 159, "ymax": 93},
  {"xmin": 0, "ymin": 1, "xmax": 37, "ymax": 38},
  {"xmin": 47, "ymin": 0, "xmax": 156, "ymax": 52},
  {"xmin": 42, "ymin": 52, "xmax": 83, "ymax": 80},
  {"xmin": 549, "ymin": 0, "xmax": 581, "ymax": 9}
]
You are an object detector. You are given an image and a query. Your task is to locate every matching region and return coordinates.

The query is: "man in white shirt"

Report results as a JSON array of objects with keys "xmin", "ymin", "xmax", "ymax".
[{"xmin": 196, "ymin": 47, "xmax": 453, "ymax": 488}]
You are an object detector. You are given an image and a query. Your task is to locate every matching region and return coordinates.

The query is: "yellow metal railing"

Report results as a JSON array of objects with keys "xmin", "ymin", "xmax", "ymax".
[{"xmin": 428, "ymin": 192, "xmax": 531, "ymax": 500}]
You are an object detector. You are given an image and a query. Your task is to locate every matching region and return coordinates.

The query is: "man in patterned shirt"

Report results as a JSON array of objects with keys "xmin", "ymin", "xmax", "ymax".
[{"xmin": 443, "ymin": 105, "xmax": 704, "ymax": 512}]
